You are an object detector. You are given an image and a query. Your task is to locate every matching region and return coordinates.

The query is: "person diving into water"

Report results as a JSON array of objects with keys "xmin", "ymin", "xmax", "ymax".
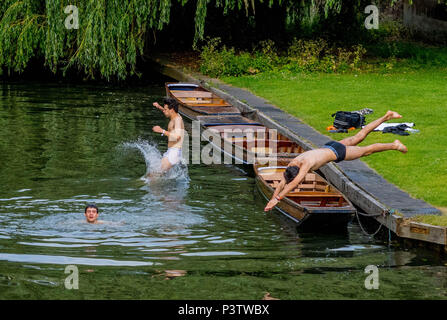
[
  {"xmin": 149, "ymin": 98, "xmax": 185, "ymax": 176},
  {"xmin": 264, "ymin": 110, "xmax": 408, "ymax": 212}
]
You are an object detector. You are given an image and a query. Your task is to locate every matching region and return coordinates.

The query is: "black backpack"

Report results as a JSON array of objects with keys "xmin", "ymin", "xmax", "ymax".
[{"xmin": 331, "ymin": 111, "xmax": 365, "ymax": 129}]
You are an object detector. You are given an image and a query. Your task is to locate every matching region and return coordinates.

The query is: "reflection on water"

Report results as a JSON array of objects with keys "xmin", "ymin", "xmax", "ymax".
[{"xmin": 0, "ymin": 81, "xmax": 446, "ymax": 299}]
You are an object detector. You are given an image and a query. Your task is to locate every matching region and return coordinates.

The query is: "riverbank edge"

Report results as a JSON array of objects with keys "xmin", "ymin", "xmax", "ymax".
[{"xmin": 149, "ymin": 54, "xmax": 447, "ymax": 250}]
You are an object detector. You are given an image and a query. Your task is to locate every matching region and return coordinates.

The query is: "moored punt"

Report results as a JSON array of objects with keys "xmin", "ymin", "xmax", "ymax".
[
  {"xmin": 166, "ymin": 83, "xmax": 241, "ymax": 121},
  {"xmin": 166, "ymin": 83, "xmax": 305, "ymax": 164},
  {"xmin": 254, "ymin": 158, "xmax": 356, "ymax": 229},
  {"xmin": 204, "ymin": 124, "xmax": 305, "ymax": 164}
]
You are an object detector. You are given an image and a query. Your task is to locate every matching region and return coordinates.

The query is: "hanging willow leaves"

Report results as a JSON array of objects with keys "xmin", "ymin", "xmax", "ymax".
[
  {"xmin": 0, "ymin": 0, "xmax": 45, "ymax": 75},
  {"xmin": 0, "ymin": 0, "xmax": 429, "ymax": 80}
]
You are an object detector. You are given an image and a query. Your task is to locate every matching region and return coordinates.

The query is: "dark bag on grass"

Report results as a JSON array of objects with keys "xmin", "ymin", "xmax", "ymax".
[{"xmin": 331, "ymin": 111, "xmax": 365, "ymax": 129}]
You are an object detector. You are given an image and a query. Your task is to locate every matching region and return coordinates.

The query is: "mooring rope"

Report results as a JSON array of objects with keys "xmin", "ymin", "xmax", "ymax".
[
  {"xmin": 388, "ymin": 213, "xmax": 392, "ymax": 247},
  {"xmin": 355, "ymin": 210, "xmax": 384, "ymax": 237},
  {"xmin": 355, "ymin": 211, "xmax": 382, "ymax": 217},
  {"xmin": 356, "ymin": 209, "xmax": 395, "ymax": 245}
]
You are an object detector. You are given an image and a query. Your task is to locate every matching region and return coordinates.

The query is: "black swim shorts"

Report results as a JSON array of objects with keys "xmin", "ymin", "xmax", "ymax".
[{"xmin": 322, "ymin": 141, "xmax": 346, "ymax": 163}]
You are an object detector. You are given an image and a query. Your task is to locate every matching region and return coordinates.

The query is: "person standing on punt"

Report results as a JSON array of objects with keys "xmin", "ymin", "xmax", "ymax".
[
  {"xmin": 151, "ymin": 98, "xmax": 185, "ymax": 173},
  {"xmin": 264, "ymin": 110, "xmax": 408, "ymax": 212}
]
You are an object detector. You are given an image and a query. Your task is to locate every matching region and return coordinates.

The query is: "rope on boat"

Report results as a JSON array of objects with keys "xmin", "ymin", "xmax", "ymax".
[
  {"xmin": 355, "ymin": 211, "xmax": 382, "ymax": 217},
  {"xmin": 387, "ymin": 211, "xmax": 393, "ymax": 247},
  {"xmin": 355, "ymin": 210, "xmax": 384, "ymax": 237},
  {"xmin": 356, "ymin": 209, "xmax": 394, "ymax": 247},
  {"xmin": 388, "ymin": 222, "xmax": 392, "ymax": 247}
]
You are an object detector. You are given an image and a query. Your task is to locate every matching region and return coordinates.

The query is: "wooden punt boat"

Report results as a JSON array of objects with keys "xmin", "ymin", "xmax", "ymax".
[
  {"xmin": 254, "ymin": 158, "xmax": 356, "ymax": 229},
  {"xmin": 166, "ymin": 83, "xmax": 241, "ymax": 121},
  {"xmin": 166, "ymin": 82, "xmax": 303, "ymax": 164},
  {"xmin": 203, "ymin": 123, "xmax": 305, "ymax": 164}
]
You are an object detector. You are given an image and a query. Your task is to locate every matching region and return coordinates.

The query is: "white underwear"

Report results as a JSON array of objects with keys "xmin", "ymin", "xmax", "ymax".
[{"xmin": 163, "ymin": 148, "xmax": 182, "ymax": 166}]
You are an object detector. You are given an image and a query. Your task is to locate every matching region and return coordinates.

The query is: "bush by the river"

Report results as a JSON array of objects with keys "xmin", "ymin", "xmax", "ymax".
[
  {"xmin": 199, "ymin": 34, "xmax": 447, "ymax": 77},
  {"xmin": 199, "ymin": 37, "xmax": 368, "ymax": 77}
]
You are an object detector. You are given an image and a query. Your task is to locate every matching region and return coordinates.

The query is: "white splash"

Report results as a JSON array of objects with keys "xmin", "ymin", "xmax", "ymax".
[{"xmin": 121, "ymin": 139, "xmax": 189, "ymax": 183}]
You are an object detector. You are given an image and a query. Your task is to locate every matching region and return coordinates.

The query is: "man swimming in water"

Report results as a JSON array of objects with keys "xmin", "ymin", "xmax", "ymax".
[
  {"xmin": 85, "ymin": 203, "xmax": 102, "ymax": 224},
  {"xmin": 264, "ymin": 110, "xmax": 408, "ymax": 212},
  {"xmin": 151, "ymin": 98, "xmax": 185, "ymax": 173}
]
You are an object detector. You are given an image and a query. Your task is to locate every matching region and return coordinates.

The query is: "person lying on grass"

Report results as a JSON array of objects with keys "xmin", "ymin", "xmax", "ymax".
[{"xmin": 264, "ymin": 110, "xmax": 408, "ymax": 212}]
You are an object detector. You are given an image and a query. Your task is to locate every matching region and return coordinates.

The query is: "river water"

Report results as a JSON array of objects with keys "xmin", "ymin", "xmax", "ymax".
[{"xmin": 0, "ymin": 80, "xmax": 446, "ymax": 299}]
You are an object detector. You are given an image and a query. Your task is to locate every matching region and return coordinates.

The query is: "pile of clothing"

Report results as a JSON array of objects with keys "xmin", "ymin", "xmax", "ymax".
[
  {"xmin": 328, "ymin": 108, "xmax": 419, "ymax": 135},
  {"xmin": 373, "ymin": 122, "xmax": 419, "ymax": 136}
]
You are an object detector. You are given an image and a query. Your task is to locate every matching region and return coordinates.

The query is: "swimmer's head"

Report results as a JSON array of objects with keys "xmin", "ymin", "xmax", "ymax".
[
  {"xmin": 163, "ymin": 97, "xmax": 179, "ymax": 116},
  {"xmin": 284, "ymin": 166, "xmax": 300, "ymax": 184},
  {"xmin": 84, "ymin": 203, "xmax": 99, "ymax": 224}
]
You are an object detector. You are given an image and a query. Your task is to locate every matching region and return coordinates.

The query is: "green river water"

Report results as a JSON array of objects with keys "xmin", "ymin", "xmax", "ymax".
[{"xmin": 0, "ymin": 79, "xmax": 446, "ymax": 299}]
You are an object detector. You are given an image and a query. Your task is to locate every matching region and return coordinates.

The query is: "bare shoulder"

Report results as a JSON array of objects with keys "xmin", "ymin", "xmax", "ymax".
[
  {"xmin": 176, "ymin": 120, "xmax": 184, "ymax": 133},
  {"xmin": 175, "ymin": 115, "xmax": 184, "ymax": 126}
]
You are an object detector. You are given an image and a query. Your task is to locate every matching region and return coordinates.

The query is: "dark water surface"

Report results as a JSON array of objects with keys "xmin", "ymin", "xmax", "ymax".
[{"xmin": 0, "ymin": 80, "xmax": 446, "ymax": 299}]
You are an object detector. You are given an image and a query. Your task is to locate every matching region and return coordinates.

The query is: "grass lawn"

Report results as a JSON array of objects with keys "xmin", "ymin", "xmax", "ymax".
[{"xmin": 221, "ymin": 70, "xmax": 447, "ymax": 212}]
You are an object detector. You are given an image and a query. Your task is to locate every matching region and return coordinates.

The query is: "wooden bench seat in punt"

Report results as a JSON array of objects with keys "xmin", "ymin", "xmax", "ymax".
[
  {"xmin": 185, "ymin": 106, "xmax": 242, "ymax": 114},
  {"xmin": 181, "ymin": 101, "xmax": 233, "ymax": 107},
  {"xmin": 171, "ymin": 90, "xmax": 214, "ymax": 98},
  {"xmin": 261, "ymin": 172, "xmax": 326, "ymax": 183},
  {"xmin": 198, "ymin": 115, "xmax": 264, "ymax": 126},
  {"xmin": 209, "ymin": 125, "xmax": 267, "ymax": 133}
]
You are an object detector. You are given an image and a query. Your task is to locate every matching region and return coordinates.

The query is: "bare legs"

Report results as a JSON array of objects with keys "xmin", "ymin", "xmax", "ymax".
[
  {"xmin": 161, "ymin": 157, "xmax": 173, "ymax": 172},
  {"xmin": 145, "ymin": 158, "xmax": 173, "ymax": 179},
  {"xmin": 339, "ymin": 110, "xmax": 402, "ymax": 147},
  {"xmin": 338, "ymin": 110, "xmax": 408, "ymax": 161},
  {"xmin": 344, "ymin": 140, "xmax": 408, "ymax": 161}
]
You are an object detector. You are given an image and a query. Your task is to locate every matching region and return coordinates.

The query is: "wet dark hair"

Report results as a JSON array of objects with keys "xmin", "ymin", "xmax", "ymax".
[
  {"xmin": 284, "ymin": 166, "xmax": 300, "ymax": 184},
  {"xmin": 85, "ymin": 203, "xmax": 98, "ymax": 214},
  {"xmin": 163, "ymin": 97, "xmax": 179, "ymax": 113}
]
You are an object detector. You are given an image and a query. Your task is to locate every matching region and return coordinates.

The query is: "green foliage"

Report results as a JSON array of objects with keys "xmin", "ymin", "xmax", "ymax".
[
  {"xmin": 287, "ymin": 39, "xmax": 367, "ymax": 73},
  {"xmin": 2, "ymin": 0, "xmax": 445, "ymax": 80},
  {"xmin": 368, "ymin": 41, "xmax": 447, "ymax": 69},
  {"xmin": 0, "ymin": 0, "xmax": 45, "ymax": 75},
  {"xmin": 0, "ymin": 0, "xmax": 348, "ymax": 80},
  {"xmin": 0, "ymin": 0, "xmax": 171, "ymax": 79},
  {"xmin": 287, "ymin": 38, "xmax": 329, "ymax": 72},
  {"xmin": 200, "ymin": 32, "xmax": 447, "ymax": 77},
  {"xmin": 362, "ymin": 13, "xmax": 447, "ymax": 66},
  {"xmin": 199, "ymin": 37, "xmax": 367, "ymax": 76},
  {"xmin": 199, "ymin": 37, "xmax": 281, "ymax": 77},
  {"xmin": 0, "ymin": 0, "xmax": 176, "ymax": 80},
  {"xmin": 368, "ymin": 19, "xmax": 408, "ymax": 44}
]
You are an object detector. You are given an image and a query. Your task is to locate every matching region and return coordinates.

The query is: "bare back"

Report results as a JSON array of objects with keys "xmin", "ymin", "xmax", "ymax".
[{"xmin": 288, "ymin": 148, "xmax": 337, "ymax": 171}]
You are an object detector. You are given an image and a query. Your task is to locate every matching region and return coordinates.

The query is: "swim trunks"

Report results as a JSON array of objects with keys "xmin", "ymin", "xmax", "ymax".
[
  {"xmin": 322, "ymin": 141, "xmax": 346, "ymax": 163},
  {"xmin": 163, "ymin": 148, "xmax": 183, "ymax": 166}
]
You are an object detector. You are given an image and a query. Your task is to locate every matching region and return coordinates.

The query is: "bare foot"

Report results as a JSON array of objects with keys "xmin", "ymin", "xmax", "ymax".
[
  {"xmin": 394, "ymin": 140, "xmax": 408, "ymax": 153},
  {"xmin": 164, "ymin": 270, "xmax": 187, "ymax": 279},
  {"xmin": 385, "ymin": 110, "xmax": 402, "ymax": 121},
  {"xmin": 262, "ymin": 292, "xmax": 280, "ymax": 300},
  {"xmin": 145, "ymin": 172, "xmax": 162, "ymax": 180}
]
